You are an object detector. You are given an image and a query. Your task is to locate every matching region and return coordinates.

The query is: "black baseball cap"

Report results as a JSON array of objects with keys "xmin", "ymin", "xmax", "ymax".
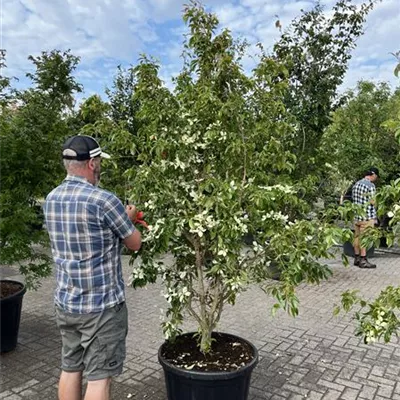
[
  {"xmin": 62, "ymin": 135, "xmax": 111, "ymax": 160},
  {"xmin": 366, "ymin": 167, "xmax": 380, "ymax": 177}
]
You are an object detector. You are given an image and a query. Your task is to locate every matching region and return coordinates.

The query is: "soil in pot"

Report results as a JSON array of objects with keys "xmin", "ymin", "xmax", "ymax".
[
  {"xmin": 0, "ymin": 281, "xmax": 24, "ymax": 299},
  {"xmin": 160, "ymin": 332, "xmax": 255, "ymax": 372}
]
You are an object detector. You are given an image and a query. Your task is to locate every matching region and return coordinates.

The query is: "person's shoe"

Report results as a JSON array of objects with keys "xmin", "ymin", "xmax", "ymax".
[
  {"xmin": 354, "ymin": 255, "xmax": 361, "ymax": 267},
  {"xmin": 359, "ymin": 257, "xmax": 376, "ymax": 269}
]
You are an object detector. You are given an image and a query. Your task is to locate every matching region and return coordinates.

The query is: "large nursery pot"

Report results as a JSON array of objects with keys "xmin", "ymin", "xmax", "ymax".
[
  {"xmin": 343, "ymin": 240, "xmax": 374, "ymax": 258},
  {"xmin": 0, "ymin": 280, "xmax": 26, "ymax": 353},
  {"xmin": 158, "ymin": 332, "xmax": 259, "ymax": 400},
  {"xmin": 343, "ymin": 229, "xmax": 374, "ymax": 258}
]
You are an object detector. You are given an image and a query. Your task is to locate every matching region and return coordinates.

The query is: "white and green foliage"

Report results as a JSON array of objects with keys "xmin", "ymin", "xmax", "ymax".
[
  {"xmin": 124, "ymin": 2, "xmax": 348, "ymax": 353},
  {"xmin": 335, "ymin": 286, "xmax": 400, "ymax": 344}
]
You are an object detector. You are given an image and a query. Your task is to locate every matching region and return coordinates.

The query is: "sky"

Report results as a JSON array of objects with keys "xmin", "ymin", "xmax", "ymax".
[{"xmin": 2, "ymin": 0, "xmax": 400, "ymax": 103}]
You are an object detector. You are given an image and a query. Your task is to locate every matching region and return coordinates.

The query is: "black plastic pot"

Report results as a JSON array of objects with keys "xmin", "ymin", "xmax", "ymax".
[
  {"xmin": 0, "ymin": 280, "xmax": 26, "ymax": 353},
  {"xmin": 267, "ymin": 262, "xmax": 281, "ymax": 281},
  {"xmin": 343, "ymin": 241, "xmax": 374, "ymax": 258},
  {"xmin": 159, "ymin": 332, "xmax": 258, "ymax": 400},
  {"xmin": 379, "ymin": 236, "xmax": 388, "ymax": 248}
]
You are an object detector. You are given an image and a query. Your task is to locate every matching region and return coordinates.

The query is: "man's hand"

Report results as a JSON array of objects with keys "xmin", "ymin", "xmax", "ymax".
[{"xmin": 125, "ymin": 205, "xmax": 137, "ymax": 222}]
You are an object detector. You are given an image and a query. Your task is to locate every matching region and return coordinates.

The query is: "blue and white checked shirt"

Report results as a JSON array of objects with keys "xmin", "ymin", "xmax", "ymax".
[
  {"xmin": 44, "ymin": 175, "xmax": 136, "ymax": 314},
  {"xmin": 352, "ymin": 178, "xmax": 377, "ymax": 221}
]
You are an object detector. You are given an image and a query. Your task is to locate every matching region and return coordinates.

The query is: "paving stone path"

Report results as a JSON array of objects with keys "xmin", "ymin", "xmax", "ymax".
[{"xmin": 1, "ymin": 251, "xmax": 399, "ymax": 399}]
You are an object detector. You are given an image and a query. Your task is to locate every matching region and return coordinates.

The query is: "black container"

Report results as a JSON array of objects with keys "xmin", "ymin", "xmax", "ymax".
[
  {"xmin": 379, "ymin": 236, "xmax": 388, "ymax": 248},
  {"xmin": 1, "ymin": 280, "xmax": 26, "ymax": 353},
  {"xmin": 343, "ymin": 241, "xmax": 374, "ymax": 258},
  {"xmin": 159, "ymin": 332, "xmax": 258, "ymax": 400}
]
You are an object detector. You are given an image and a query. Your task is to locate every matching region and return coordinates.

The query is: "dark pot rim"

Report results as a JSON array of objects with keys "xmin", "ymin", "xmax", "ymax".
[
  {"xmin": 158, "ymin": 331, "xmax": 259, "ymax": 380},
  {"xmin": 0, "ymin": 280, "xmax": 27, "ymax": 303}
]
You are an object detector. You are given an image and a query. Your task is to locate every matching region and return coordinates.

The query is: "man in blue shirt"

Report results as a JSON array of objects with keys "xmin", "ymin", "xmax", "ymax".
[
  {"xmin": 352, "ymin": 167, "xmax": 379, "ymax": 269},
  {"xmin": 44, "ymin": 135, "xmax": 141, "ymax": 400}
]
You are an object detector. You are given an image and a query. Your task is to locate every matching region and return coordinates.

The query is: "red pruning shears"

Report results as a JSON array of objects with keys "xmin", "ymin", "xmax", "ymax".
[
  {"xmin": 134, "ymin": 211, "xmax": 150, "ymax": 230},
  {"xmin": 125, "ymin": 199, "xmax": 150, "ymax": 230}
]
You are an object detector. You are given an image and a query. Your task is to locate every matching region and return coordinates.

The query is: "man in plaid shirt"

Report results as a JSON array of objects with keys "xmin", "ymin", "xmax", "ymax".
[
  {"xmin": 44, "ymin": 135, "xmax": 141, "ymax": 400},
  {"xmin": 352, "ymin": 167, "xmax": 379, "ymax": 269}
]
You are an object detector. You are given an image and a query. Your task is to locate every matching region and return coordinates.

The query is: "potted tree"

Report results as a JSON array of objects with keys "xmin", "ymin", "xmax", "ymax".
[
  {"xmin": 0, "ymin": 72, "xmax": 47, "ymax": 353},
  {"xmin": 114, "ymin": 4, "xmax": 349, "ymax": 399},
  {"xmin": 0, "ymin": 51, "xmax": 82, "ymax": 352}
]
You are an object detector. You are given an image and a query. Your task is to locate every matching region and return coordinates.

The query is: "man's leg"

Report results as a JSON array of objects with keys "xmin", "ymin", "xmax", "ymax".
[
  {"xmin": 360, "ymin": 244, "xmax": 367, "ymax": 257},
  {"xmin": 55, "ymin": 308, "xmax": 84, "ymax": 400},
  {"xmin": 83, "ymin": 303, "xmax": 128, "ymax": 398},
  {"xmin": 359, "ymin": 220, "xmax": 376, "ymax": 268},
  {"xmin": 84, "ymin": 378, "xmax": 111, "ymax": 400},
  {"xmin": 353, "ymin": 223, "xmax": 361, "ymax": 265},
  {"xmin": 59, "ymin": 371, "xmax": 82, "ymax": 400}
]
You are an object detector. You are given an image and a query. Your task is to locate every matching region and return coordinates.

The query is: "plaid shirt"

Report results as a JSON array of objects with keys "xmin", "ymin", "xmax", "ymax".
[
  {"xmin": 44, "ymin": 175, "xmax": 135, "ymax": 314},
  {"xmin": 352, "ymin": 178, "xmax": 377, "ymax": 221}
]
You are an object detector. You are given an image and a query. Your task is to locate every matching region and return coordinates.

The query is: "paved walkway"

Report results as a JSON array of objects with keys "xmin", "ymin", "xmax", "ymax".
[{"xmin": 1, "ymin": 251, "xmax": 400, "ymax": 399}]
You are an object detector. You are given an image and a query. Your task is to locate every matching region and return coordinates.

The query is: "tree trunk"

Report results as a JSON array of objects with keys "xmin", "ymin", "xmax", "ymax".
[{"xmin": 200, "ymin": 324, "xmax": 213, "ymax": 354}]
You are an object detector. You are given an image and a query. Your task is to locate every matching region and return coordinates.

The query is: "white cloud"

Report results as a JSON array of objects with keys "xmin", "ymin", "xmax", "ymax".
[
  {"xmin": 2, "ymin": 0, "xmax": 399, "ymax": 98},
  {"xmin": 342, "ymin": 0, "xmax": 400, "ymax": 89},
  {"xmin": 260, "ymin": 3, "xmax": 280, "ymax": 17},
  {"xmin": 4, "ymin": 0, "xmax": 150, "ymax": 74},
  {"xmin": 215, "ymin": 4, "xmax": 246, "ymax": 25},
  {"xmin": 282, "ymin": 1, "xmax": 313, "ymax": 14},
  {"xmin": 240, "ymin": 0, "xmax": 273, "ymax": 9},
  {"xmin": 212, "ymin": 0, "xmax": 400, "ymax": 90}
]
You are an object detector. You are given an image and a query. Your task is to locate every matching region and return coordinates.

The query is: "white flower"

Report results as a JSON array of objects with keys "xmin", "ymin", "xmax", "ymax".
[
  {"xmin": 259, "ymin": 184, "xmax": 295, "ymax": 194},
  {"xmin": 233, "ymin": 215, "xmax": 248, "ymax": 233},
  {"xmin": 262, "ymin": 211, "xmax": 289, "ymax": 223},
  {"xmin": 181, "ymin": 134, "xmax": 196, "ymax": 145},
  {"xmin": 218, "ymin": 131, "xmax": 227, "ymax": 141},
  {"xmin": 252, "ymin": 241, "xmax": 263, "ymax": 253},
  {"xmin": 174, "ymin": 157, "xmax": 187, "ymax": 170}
]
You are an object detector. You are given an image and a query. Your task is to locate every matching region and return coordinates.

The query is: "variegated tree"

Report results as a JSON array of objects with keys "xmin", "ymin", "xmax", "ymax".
[{"xmin": 123, "ymin": 2, "xmax": 348, "ymax": 353}]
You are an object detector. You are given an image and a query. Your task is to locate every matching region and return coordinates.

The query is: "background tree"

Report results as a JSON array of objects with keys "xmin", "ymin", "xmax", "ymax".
[
  {"xmin": 73, "ymin": 67, "xmax": 143, "ymax": 201},
  {"xmin": 101, "ymin": 67, "xmax": 143, "ymax": 200},
  {"xmin": 274, "ymin": 0, "xmax": 377, "ymax": 180},
  {"xmin": 319, "ymin": 81, "xmax": 400, "ymax": 206},
  {"xmin": 73, "ymin": 93, "xmax": 133, "ymax": 200},
  {"xmin": 0, "ymin": 50, "xmax": 82, "ymax": 288},
  {"xmin": 335, "ymin": 54, "xmax": 400, "ymax": 345},
  {"xmin": 10, "ymin": 50, "xmax": 82, "ymax": 199}
]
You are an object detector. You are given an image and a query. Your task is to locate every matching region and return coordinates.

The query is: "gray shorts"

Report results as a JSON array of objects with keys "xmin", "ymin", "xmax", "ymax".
[{"xmin": 55, "ymin": 302, "xmax": 128, "ymax": 381}]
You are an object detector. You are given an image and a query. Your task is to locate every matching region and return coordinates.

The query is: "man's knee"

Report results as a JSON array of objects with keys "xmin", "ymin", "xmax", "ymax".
[
  {"xmin": 85, "ymin": 378, "xmax": 112, "ymax": 400},
  {"xmin": 87, "ymin": 377, "xmax": 111, "ymax": 388}
]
